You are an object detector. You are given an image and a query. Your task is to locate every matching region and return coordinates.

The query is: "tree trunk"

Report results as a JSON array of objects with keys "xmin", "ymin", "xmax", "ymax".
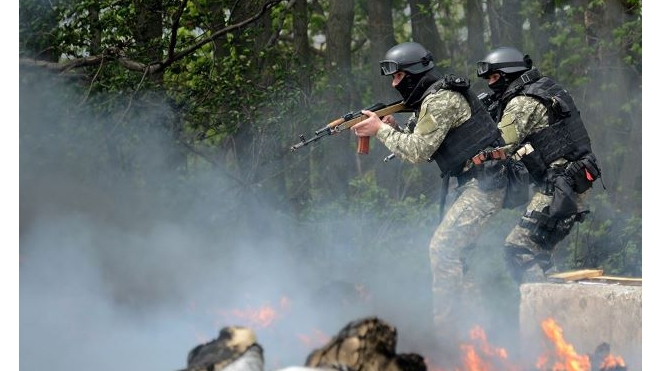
[
  {"xmin": 500, "ymin": 0, "xmax": 523, "ymax": 47},
  {"xmin": 409, "ymin": 0, "xmax": 446, "ymax": 62},
  {"xmin": 318, "ymin": 0, "xmax": 357, "ymax": 196},
  {"xmin": 486, "ymin": 0, "xmax": 502, "ymax": 46},
  {"xmin": 133, "ymin": 0, "xmax": 164, "ymax": 82},
  {"xmin": 293, "ymin": 0, "xmax": 313, "ymax": 94},
  {"xmin": 208, "ymin": 0, "xmax": 229, "ymax": 60},
  {"xmin": 526, "ymin": 0, "xmax": 555, "ymax": 58},
  {"xmin": 465, "ymin": 0, "xmax": 486, "ymax": 68},
  {"xmin": 366, "ymin": 0, "xmax": 399, "ymax": 104}
]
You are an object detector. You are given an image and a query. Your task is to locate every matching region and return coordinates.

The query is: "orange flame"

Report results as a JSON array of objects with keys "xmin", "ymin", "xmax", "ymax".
[
  {"xmin": 601, "ymin": 354, "xmax": 626, "ymax": 369},
  {"xmin": 429, "ymin": 319, "xmax": 627, "ymax": 371},
  {"xmin": 458, "ymin": 326, "xmax": 522, "ymax": 371},
  {"xmin": 536, "ymin": 318, "xmax": 591, "ymax": 371},
  {"xmin": 202, "ymin": 295, "xmax": 292, "ymax": 330},
  {"xmin": 228, "ymin": 304, "xmax": 278, "ymax": 328}
]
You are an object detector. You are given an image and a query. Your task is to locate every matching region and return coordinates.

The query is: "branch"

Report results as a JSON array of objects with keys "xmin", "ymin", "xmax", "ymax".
[
  {"xmin": 19, "ymin": 0, "xmax": 285, "ymax": 75},
  {"xmin": 167, "ymin": 0, "xmax": 283, "ymax": 65}
]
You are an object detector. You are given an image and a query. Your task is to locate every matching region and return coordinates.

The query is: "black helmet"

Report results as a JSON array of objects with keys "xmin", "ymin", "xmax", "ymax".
[
  {"xmin": 379, "ymin": 42, "xmax": 434, "ymax": 76},
  {"xmin": 476, "ymin": 46, "xmax": 532, "ymax": 78}
]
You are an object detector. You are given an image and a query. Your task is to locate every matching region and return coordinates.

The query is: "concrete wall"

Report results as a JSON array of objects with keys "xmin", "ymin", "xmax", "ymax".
[{"xmin": 519, "ymin": 282, "xmax": 641, "ymax": 371}]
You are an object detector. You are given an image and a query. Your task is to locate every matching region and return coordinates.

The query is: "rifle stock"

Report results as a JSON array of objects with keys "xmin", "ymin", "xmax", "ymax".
[{"xmin": 290, "ymin": 101, "xmax": 408, "ymax": 153}]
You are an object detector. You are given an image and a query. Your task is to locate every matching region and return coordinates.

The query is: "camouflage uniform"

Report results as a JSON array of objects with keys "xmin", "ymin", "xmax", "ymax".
[
  {"xmin": 378, "ymin": 87, "xmax": 595, "ymax": 358},
  {"xmin": 498, "ymin": 96, "xmax": 591, "ymax": 283},
  {"xmin": 377, "ymin": 89, "xmax": 471, "ymax": 162},
  {"xmin": 376, "ymin": 88, "xmax": 507, "ymax": 359}
]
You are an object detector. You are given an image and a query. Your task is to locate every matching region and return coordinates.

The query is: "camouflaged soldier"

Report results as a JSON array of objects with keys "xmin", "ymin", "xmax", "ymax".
[
  {"xmin": 352, "ymin": 42, "xmax": 510, "ymax": 361},
  {"xmin": 476, "ymin": 46, "xmax": 602, "ymax": 283}
]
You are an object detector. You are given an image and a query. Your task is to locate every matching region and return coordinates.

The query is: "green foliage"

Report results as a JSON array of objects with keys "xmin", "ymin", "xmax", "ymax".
[
  {"xmin": 19, "ymin": 0, "xmax": 642, "ymax": 279},
  {"xmin": 19, "ymin": 0, "xmax": 64, "ymax": 60},
  {"xmin": 555, "ymin": 191, "xmax": 642, "ymax": 277}
]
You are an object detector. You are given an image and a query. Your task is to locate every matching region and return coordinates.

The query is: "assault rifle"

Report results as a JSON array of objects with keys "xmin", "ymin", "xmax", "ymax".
[{"xmin": 290, "ymin": 101, "xmax": 409, "ymax": 154}]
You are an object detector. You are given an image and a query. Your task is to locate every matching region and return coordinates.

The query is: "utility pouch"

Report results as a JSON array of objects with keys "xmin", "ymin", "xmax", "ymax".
[
  {"xmin": 475, "ymin": 160, "xmax": 507, "ymax": 191},
  {"xmin": 565, "ymin": 154, "xmax": 601, "ymax": 194},
  {"xmin": 571, "ymin": 169, "xmax": 593, "ymax": 194},
  {"xmin": 520, "ymin": 148, "xmax": 547, "ymax": 185},
  {"xmin": 503, "ymin": 158, "xmax": 530, "ymax": 209},
  {"xmin": 548, "ymin": 174, "xmax": 579, "ymax": 219},
  {"xmin": 526, "ymin": 207, "xmax": 589, "ymax": 250}
]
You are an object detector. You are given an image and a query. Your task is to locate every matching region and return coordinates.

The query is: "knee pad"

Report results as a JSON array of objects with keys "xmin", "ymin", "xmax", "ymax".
[{"xmin": 519, "ymin": 207, "xmax": 586, "ymax": 250}]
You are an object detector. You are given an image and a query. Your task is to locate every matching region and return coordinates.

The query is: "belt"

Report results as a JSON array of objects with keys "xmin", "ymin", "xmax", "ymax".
[{"xmin": 471, "ymin": 148, "xmax": 507, "ymax": 165}]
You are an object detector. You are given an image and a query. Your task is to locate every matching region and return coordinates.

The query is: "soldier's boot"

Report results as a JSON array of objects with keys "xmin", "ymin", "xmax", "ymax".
[{"xmin": 504, "ymin": 246, "xmax": 554, "ymax": 284}]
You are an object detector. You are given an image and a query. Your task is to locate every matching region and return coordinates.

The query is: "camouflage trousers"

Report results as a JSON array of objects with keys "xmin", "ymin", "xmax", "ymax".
[
  {"xmin": 503, "ymin": 187, "xmax": 589, "ymax": 283},
  {"xmin": 428, "ymin": 177, "xmax": 505, "ymax": 355},
  {"xmin": 429, "ymin": 179, "xmax": 589, "ymax": 360}
]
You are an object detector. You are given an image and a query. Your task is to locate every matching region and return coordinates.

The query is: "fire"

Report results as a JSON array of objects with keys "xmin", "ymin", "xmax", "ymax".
[
  {"xmin": 429, "ymin": 318, "xmax": 626, "ymax": 371},
  {"xmin": 600, "ymin": 354, "xmax": 626, "ymax": 369},
  {"xmin": 198, "ymin": 295, "xmax": 293, "ymax": 330},
  {"xmin": 460, "ymin": 326, "xmax": 521, "ymax": 371},
  {"xmin": 534, "ymin": 318, "xmax": 626, "ymax": 371},
  {"xmin": 430, "ymin": 325, "xmax": 522, "ymax": 371},
  {"xmin": 536, "ymin": 317, "xmax": 591, "ymax": 371},
  {"xmin": 189, "ymin": 296, "xmax": 628, "ymax": 371},
  {"xmin": 228, "ymin": 304, "xmax": 278, "ymax": 328}
]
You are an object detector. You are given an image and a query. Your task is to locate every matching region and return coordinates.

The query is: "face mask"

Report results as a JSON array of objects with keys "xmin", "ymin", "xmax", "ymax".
[
  {"xmin": 395, "ymin": 73, "xmax": 419, "ymax": 102},
  {"xmin": 488, "ymin": 75, "xmax": 509, "ymax": 99}
]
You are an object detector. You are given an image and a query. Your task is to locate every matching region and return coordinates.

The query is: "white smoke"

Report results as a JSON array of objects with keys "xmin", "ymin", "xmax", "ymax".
[{"xmin": 18, "ymin": 72, "xmax": 456, "ymax": 371}]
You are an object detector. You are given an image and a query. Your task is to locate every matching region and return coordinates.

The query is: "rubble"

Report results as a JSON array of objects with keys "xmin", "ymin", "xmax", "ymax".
[{"xmin": 178, "ymin": 317, "xmax": 425, "ymax": 371}]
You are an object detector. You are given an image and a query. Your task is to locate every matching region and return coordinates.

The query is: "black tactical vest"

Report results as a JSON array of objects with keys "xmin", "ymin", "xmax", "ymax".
[
  {"xmin": 424, "ymin": 75, "xmax": 502, "ymax": 176},
  {"xmin": 498, "ymin": 71, "xmax": 593, "ymax": 182}
]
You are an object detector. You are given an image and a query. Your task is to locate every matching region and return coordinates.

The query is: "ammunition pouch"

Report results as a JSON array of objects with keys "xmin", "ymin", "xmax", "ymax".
[
  {"xmin": 563, "ymin": 153, "xmax": 601, "ymax": 194},
  {"xmin": 457, "ymin": 159, "xmax": 507, "ymax": 191},
  {"xmin": 544, "ymin": 152, "xmax": 600, "ymax": 219},
  {"xmin": 547, "ymin": 173, "xmax": 579, "ymax": 219},
  {"xmin": 503, "ymin": 158, "xmax": 530, "ymax": 209}
]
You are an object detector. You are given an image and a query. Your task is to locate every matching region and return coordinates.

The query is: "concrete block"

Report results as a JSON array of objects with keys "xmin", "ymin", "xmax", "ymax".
[{"xmin": 519, "ymin": 282, "xmax": 641, "ymax": 370}]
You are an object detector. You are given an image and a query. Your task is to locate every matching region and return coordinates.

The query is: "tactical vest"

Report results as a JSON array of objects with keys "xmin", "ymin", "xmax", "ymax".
[
  {"xmin": 499, "ymin": 71, "xmax": 593, "ymax": 183},
  {"xmin": 425, "ymin": 75, "xmax": 502, "ymax": 176}
]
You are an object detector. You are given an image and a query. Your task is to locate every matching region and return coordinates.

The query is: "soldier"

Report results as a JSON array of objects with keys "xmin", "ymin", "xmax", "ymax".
[
  {"xmin": 475, "ymin": 46, "xmax": 602, "ymax": 283},
  {"xmin": 351, "ymin": 42, "xmax": 510, "ymax": 365}
]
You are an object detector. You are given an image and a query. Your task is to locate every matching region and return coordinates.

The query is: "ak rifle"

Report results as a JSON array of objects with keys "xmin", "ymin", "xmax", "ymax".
[{"xmin": 290, "ymin": 101, "xmax": 408, "ymax": 154}]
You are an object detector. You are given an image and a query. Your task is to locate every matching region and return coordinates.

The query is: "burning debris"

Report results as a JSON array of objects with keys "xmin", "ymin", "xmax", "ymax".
[
  {"xmin": 177, "ymin": 317, "xmax": 627, "ymax": 371},
  {"xmin": 181, "ymin": 326, "xmax": 264, "ymax": 371},
  {"xmin": 590, "ymin": 343, "xmax": 627, "ymax": 371},
  {"xmin": 535, "ymin": 318, "xmax": 627, "ymax": 371},
  {"xmin": 179, "ymin": 317, "xmax": 425, "ymax": 371},
  {"xmin": 304, "ymin": 317, "xmax": 426, "ymax": 371}
]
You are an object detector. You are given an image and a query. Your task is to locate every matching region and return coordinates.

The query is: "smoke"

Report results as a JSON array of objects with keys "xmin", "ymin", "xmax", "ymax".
[
  {"xmin": 17, "ymin": 68, "xmax": 570, "ymax": 371},
  {"xmin": 16, "ymin": 71, "xmax": 434, "ymax": 371}
]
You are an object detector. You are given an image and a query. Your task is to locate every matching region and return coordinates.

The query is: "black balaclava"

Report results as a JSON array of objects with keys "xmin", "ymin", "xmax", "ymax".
[
  {"xmin": 396, "ymin": 69, "xmax": 441, "ymax": 108},
  {"xmin": 488, "ymin": 72, "xmax": 523, "ymax": 99}
]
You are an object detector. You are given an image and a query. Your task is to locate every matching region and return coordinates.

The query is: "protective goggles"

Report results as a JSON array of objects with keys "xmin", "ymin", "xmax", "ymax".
[
  {"xmin": 379, "ymin": 60, "xmax": 407, "ymax": 75},
  {"xmin": 476, "ymin": 61, "xmax": 528, "ymax": 77}
]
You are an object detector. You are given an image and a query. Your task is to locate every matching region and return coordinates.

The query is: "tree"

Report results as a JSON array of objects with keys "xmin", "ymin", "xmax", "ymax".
[{"xmin": 19, "ymin": 0, "xmax": 642, "ymax": 277}]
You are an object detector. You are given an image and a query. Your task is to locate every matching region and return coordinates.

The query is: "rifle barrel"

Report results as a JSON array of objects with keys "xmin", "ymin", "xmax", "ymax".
[{"xmin": 289, "ymin": 101, "xmax": 409, "ymax": 153}]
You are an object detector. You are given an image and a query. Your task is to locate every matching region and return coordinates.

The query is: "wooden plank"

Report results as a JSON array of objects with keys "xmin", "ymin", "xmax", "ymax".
[{"xmin": 548, "ymin": 269, "xmax": 603, "ymax": 282}]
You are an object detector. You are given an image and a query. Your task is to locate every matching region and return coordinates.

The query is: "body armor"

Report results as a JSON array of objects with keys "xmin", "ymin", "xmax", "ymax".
[
  {"xmin": 498, "ymin": 70, "xmax": 594, "ymax": 184},
  {"xmin": 425, "ymin": 75, "xmax": 502, "ymax": 176}
]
